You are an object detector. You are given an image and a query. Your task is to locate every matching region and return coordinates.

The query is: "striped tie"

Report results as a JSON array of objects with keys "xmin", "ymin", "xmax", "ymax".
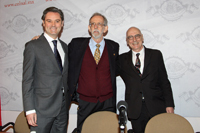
[{"xmin": 135, "ymin": 53, "xmax": 142, "ymax": 77}]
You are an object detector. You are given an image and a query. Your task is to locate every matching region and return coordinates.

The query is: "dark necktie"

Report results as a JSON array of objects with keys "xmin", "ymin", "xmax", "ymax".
[
  {"xmin": 135, "ymin": 53, "xmax": 142, "ymax": 77},
  {"xmin": 52, "ymin": 40, "xmax": 63, "ymax": 72}
]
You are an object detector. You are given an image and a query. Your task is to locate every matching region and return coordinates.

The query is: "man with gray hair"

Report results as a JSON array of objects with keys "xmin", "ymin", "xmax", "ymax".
[{"xmin": 68, "ymin": 12, "xmax": 119, "ymax": 132}]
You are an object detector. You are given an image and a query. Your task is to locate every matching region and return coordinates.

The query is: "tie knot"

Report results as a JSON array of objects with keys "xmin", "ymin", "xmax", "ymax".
[
  {"xmin": 136, "ymin": 53, "xmax": 140, "ymax": 57},
  {"xmin": 96, "ymin": 44, "xmax": 100, "ymax": 48},
  {"xmin": 52, "ymin": 40, "xmax": 57, "ymax": 47}
]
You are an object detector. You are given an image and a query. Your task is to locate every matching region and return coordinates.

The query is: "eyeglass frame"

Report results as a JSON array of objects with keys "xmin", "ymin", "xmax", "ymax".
[
  {"xmin": 89, "ymin": 22, "xmax": 105, "ymax": 28},
  {"xmin": 127, "ymin": 34, "xmax": 142, "ymax": 40}
]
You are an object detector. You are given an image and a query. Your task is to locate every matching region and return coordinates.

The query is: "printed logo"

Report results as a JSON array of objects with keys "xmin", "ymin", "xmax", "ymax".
[
  {"xmin": 103, "ymin": 4, "xmax": 139, "ymax": 25},
  {"xmin": 63, "ymin": 9, "xmax": 85, "ymax": 29},
  {"xmin": 147, "ymin": 0, "xmax": 196, "ymax": 21},
  {"xmin": 5, "ymin": 63, "xmax": 23, "ymax": 82},
  {"xmin": 0, "ymin": 86, "xmax": 18, "ymax": 106},
  {"xmin": 178, "ymin": 26, "xmax": 200, "ymax": 49},
  {"xmin": 180, "ymin": 87, "xmax": 200, "ymax": 107},
  {"xmin": 3, "ymin": 14, "xmax": 37, "ymax": 33},
  {"xmin": 0, "ymin": 40, "xmax": 16, "ymax": 59},
  {"xmin": 165, "ymin": 57, "xmax": 189, "ymax": 79},
  {"xmin": 142, "ymin": 29, "xmax": 169, "ymax": 48}
]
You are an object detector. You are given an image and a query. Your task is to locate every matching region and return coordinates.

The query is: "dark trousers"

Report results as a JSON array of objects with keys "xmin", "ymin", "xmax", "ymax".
[
  {"xmin": 77, "ymin": 97, "xmax": 115, "ymax": 133},
  {"xmin": 30, "ymin": 96, "xmax": 68, "ymax": 133},
  {"xmin": 130, "ymin": 101, "xmax": 151, "ymax": 133}
]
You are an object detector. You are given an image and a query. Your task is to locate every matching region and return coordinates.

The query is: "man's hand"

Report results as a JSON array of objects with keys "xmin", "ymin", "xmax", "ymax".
[
  {"xmin": 166, "ymin": 107, "xmax": 174, "ymax": 113},
  {"xmin": 26, "ymin": 113, "xmax": 38, "ymax": 126},
  {"xmin": 31, "ymin": 35, "xmax": 40, "ymax": 40}
]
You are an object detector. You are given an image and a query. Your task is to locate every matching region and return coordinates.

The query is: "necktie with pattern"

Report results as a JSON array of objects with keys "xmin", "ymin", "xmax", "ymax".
[
  {"xmin": 52, "ymin": 40, "xmax": 63, "ymax": 72},
  {"xmin": 135, "ymin": 53, "xmax": 142, "ymax": 76},
  {"xmin": 94, "ymin": 44, "xmax": 100, "ymax": 64}
]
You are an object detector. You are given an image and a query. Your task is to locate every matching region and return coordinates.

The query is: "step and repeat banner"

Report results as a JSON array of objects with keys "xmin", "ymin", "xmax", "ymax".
[{"xmin": 0, "ymin": 0, "xmax": 200, "ymax": 117}]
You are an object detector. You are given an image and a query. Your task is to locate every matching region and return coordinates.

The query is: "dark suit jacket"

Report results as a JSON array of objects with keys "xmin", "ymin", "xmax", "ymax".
[
  {"xmin": 68, "ymin": 37, "xmax": 119, "ymax": 109},
  {"xmin": 22, "ymin": 34, "xmax": 70, "ymax": 117},
  {"xmin": 118, "ymin": 47, "xmax": 174, "ymax": 119}
]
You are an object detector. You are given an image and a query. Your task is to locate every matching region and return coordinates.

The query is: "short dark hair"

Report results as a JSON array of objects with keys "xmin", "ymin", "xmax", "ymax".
[
  {"xmin": 41, "ymin": 7, "xmax": 64, "ymax": 21},
  {"xmin": 89, "ymin": 12, "xmax": 108, "ymax": 26}
]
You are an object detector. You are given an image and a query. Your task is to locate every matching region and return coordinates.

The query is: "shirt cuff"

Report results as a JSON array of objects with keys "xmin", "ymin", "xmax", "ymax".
[{"xmin": 26, "ymin": 109, "xmax": 36, "ymax": 115}]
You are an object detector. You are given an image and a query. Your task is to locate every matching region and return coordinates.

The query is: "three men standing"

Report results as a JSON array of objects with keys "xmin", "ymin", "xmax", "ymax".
[{"xmin": 22, "ymin": 7, "xmax": 174, "ymax": 133}]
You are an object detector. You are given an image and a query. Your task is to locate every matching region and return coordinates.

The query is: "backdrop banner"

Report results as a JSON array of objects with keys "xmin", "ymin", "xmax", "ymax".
[{"xmin": 0, "ymin": 0, "xmax": 200, "ymax": 118}]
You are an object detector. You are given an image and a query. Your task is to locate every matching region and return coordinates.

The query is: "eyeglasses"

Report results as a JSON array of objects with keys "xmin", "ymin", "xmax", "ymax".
[
  {"xmin": 127, "ymin": 34, "xmax": 141, "ymax": 40},
  {"xmin": 89, "ymin": 23, "xmax": 105, "ymax": 28}
]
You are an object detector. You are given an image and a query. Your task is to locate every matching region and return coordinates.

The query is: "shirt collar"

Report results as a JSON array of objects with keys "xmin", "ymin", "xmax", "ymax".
[
  {"xmin": 132, "ymin": 46, "xmax": 145, "ymax": 57},
  {"xmin": 89, "ymin": 37, "xmax": 105, "ymax": 48},
  {"xmin": 44, "ymin": 32, "xmax": 58, "ymax": 43}
]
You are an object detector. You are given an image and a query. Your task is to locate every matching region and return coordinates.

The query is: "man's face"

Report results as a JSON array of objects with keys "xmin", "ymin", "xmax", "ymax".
[
  {"xmin": 42, "ymin": 12, "xmax": 64, "ymax": 39},
  {"xmin": 126, "ymin": 27, "xmax": 144, "ymax": 52},
  {"xmin": 88, "ymin": 15, "xmax": 108, "ymax": 40}
]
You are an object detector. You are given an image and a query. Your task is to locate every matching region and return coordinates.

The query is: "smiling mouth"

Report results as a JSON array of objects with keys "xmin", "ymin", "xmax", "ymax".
[
  {"xmin": 133, "ymin": 42, "xmax": 138, "ymax": 45},
  {"xmin": 93, "ymin": 31, "xmax": 99, "ymax": 34}
]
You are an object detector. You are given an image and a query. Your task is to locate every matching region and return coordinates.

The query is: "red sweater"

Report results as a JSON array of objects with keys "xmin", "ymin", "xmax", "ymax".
[{"xmin": 77, "ymin": 44, "xmax": 113, "ymax": 103}]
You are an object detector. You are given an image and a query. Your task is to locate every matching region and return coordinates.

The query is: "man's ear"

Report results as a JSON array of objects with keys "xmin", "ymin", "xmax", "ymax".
[
  {"xmin": 104, "ymin": 25, "xmax": 108, "ymax": 33},
  {"xmin": 141, "ymin": 34, "xmax": 144, "ymax": 43},
  {"xmin": 88, "ymin": 25, "xmax": 91, "ymax": 32},
  {"xmin": 61, "ymin": 21, "xmax": 64, "ymax": 27},
  {"xmin": 42, "ymin": 20, "xmax": 45, "ymax": 27}
]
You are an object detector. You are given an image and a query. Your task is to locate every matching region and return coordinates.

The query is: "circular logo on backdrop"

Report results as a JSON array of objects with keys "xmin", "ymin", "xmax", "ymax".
[
  {"xmin": 0, "ymin": 87, "xmax": 13, "ymax": 106},
  {"xmin": 165, "ymin": 57, "xmax": 188, "ymax": 79},
  {"xmin": 104, "ymin": 4, "xmax": 128, "ymax": 25},
  {"xmin": 178, "ymin": 26, "xmax": 200, "ymax": 49},
  {"xmin": 5, "ymin": 63, "xmax": 23, "ymax": 82},
  {"xmin": 62, "ymin": 9, "xmax": 85, "ymax": 29},
  {"xmin": 63, "ymin": 9, "xmax": 76, "ymax": 29},
  {"xmin": 188, "ymin": 26, "xmax": 200, "ymax": 48},
  {"xmin": 3, "ymin": 14, "xmax": 36, "ymax": 33},
  {"xmin": 0, "ymin": 40, "xmax": 14, "ymax": 59},
  {"xmin": 159, "ymin": 0, "xmax": 187, "ymax": 21},
  {"xmin": 103, "ymin": 4, "xmax": 139, "ymax": 25},
  {"xmin": 180, "ymin": 87, "xmax": 200, "ymax": 107},
  {"xmin": 146, "ymin": 0, "xmax": 195, "ymax": 21},
  {"xmin": 142, "ymin": 29, "xmax": 169, "ymax": 48}
]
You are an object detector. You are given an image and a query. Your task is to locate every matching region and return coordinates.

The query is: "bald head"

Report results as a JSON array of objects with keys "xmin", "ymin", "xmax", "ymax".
[
  {"xmin": 126, "ymin": 26, "xmax": 144, "ymax": 52},
  {"xmin": 126, "ymin": 27, "xmax": 142, "ymax": 37}
]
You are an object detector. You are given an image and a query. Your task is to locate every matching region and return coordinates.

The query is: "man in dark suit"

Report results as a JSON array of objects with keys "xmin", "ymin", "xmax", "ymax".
[
  {"xmin": 68, "ymin": 13, "xmax": 119, "ymax": 133},
  {"xmin": 22, "ymin": 7, "xmax": 69, "ymax": 133},
  {"xmin": 118, "ymin": 27, "xmax": 175, "ymax": 133}
]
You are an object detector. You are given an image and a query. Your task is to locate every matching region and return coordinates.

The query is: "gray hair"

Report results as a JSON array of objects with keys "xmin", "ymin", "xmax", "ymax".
[{"xmin": 89, "ymin": 12, "xmax": 108, "ymax": 26}]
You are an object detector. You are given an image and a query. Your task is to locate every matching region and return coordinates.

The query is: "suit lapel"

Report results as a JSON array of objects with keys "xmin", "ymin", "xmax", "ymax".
[
  {"xmin": 106, "ymin": 40, "xmax": 116, "ymax": 70},
  {"xmin": 142, "ymin": 47, "xmax": 151, "ymax": 78},
  {"xmin": 78, "ymin": 38, "xmax": 89, "ymax": 60},
  {"xmin": 126, "ymin": 50, "xmax": 140, "ymax": 75},
  {"xmin": 105, "ymin": 39, "xmax": 119, "ymax": 86},
  {"xmin": 39, "ymin": 34, "xmax": 62, "ymax": 72},
  {"xmin": 60, "ymin": 40, "xmax": 68, "ymax": 74}
]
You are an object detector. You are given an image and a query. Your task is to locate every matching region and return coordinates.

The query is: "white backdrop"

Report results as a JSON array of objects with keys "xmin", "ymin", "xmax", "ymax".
[{"xmin": 1, "ymin": 0, "xmax": 200, "ymax": 131}]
